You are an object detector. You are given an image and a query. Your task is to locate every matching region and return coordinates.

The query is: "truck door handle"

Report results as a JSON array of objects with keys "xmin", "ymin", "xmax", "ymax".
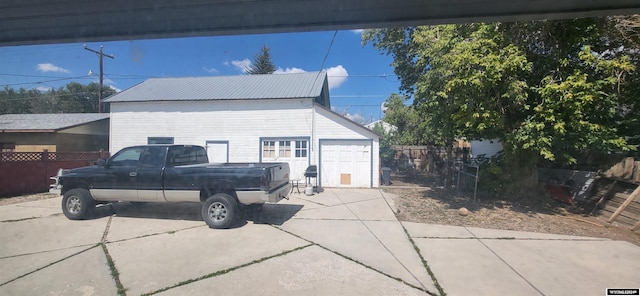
[{"xmin": 129, "ymin": 172, "xmax": 137, "ymax": 177}]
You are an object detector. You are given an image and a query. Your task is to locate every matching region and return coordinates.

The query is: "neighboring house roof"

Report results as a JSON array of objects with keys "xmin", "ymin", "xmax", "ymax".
[
  {"xmin": 104, "ymin": 71, "xmax": 329, "ymax": 103},
  {"xmin": 0, "ymin": 113, "xmax": 110, "ymax": 132}
]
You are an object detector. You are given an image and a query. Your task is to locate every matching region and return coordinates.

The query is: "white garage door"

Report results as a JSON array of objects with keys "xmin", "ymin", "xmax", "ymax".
[{"xmin": 320, "ymin": 140, "xmax": 372, "ymax": 188}]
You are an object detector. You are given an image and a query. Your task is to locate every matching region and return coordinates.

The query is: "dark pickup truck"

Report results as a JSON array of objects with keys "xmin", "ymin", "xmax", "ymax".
[{"xmin": 55, "ymin": 144, "xmax": 291, "ymax": 228}]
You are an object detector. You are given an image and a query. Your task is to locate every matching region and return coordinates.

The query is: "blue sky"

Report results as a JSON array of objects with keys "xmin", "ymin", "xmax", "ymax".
[{"xmin": 0, "ymin": 30, "xmax": 401, "ymax": 123}]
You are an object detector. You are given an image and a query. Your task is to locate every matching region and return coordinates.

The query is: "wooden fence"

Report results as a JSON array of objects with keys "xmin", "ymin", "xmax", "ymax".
[
  {"xmin": 391, "ymin": 145, "xmax": 469, "ymax": 173},
  {"xmin": 589, "ymin": 177, "xmax": 640, "ymax": 233},
  {"xmin": 0, "ymin": 151, "xmax": 109, "ymax": 197}
]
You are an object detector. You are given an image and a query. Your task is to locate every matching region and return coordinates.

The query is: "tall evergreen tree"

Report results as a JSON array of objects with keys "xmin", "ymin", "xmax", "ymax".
[{"xmin": 246, "ymin": 45, "xmax": 276, "ymax": 74}]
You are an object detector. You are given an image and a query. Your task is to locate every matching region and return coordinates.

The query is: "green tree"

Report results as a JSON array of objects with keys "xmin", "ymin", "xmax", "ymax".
[
  {"xmin": 0, "ymin": 87, "xmax": 36, "ymax": 114},
  {"xmin": 381, "ymin": 93, "xmax": 430, "ymax": 145},
  {"xmin": 364, "ymin": 19, "xmax": 638, "ymax": 190},
  {"xmin": 1, "ymin": 82, "xmax": 116, "ymax": 114},
  {"xmin": 501, "ymin": 18, "xmax": 639, "ymax": 165},
  {"xmin": 371, "ymin": 122, "xmax": 395, "ymax": 166},
  {"xmin": 246, "ymin": 45, "xmax": 276, "ymax": 74},
  {"xmin": 51, "ymin": 82, "xmax": 116, "ymax": 113}
]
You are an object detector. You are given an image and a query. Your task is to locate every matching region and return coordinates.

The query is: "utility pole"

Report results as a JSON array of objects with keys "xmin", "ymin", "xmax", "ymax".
[{"xmin": 84, "ymin": 45, "xmax": 114, "ymax": 113}]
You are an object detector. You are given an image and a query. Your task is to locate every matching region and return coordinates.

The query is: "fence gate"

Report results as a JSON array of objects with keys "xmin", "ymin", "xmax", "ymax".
[{"xmin": 454, "ymin": 161, "xmax": 479, "ymax": 202}]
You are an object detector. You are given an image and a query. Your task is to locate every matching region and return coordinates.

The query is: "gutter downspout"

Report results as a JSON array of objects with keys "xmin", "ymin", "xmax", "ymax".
[{"xmin": 311, "ymin": 102, "xmax": 316, "ymax": 164}]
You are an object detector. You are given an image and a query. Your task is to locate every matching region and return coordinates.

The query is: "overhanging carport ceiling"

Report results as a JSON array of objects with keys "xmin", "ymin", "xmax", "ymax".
[{"xmin": 2, "ymin": 0, "xmax": 640, "ymax": 46}]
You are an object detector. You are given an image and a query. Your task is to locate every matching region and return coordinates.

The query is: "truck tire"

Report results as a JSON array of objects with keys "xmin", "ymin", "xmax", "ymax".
[
  {"xmin": 202, "ymin": 193, "xmax": 239, "ymax": 229},
  {"xmin": 62, "ymin": 188, "xmax": 96, "ymax": 220}
]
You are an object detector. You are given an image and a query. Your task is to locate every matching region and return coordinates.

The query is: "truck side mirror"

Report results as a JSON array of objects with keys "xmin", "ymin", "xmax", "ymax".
[{"xmin": 97, "ymin": 158, "xmax": 107, "ymax": 167}]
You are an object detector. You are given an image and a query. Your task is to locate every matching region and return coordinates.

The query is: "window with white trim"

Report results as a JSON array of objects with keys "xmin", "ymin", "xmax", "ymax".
[
  {"xmin": 279, "ymin": 140, "xmax": 291, "ymax": 158},
  {"xmin": 295, "ymin": 140, "xmax": 307, "ymax": 158},
  {"xmin": 263, "ymin": 140, "xmax": 276, "ymax": 158}
]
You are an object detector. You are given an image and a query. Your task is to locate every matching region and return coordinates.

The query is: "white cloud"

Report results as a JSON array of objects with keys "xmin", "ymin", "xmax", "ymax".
[
  {"xmin": 326, "ymin": 65, "xmax": 348, "ymax": 90},
  {"xmin": 36, "ymin": 86, "xmax": 52, "ymax": 92},
  {"xmin": 37, "ymin": 63, "xmax": 71, "ymax": 74},
  {"xmin": 274, "ymin": 67, "xmax": 307, "ymax": 74},
  {"xmin": 100, "ymin": 78, "xmax": 121, "ymax": 92},
  {"xmin": 344, "ymin": 112, "xmax": 365, "ymax": 124},
  {"xmin": 107, "ymin": 85, "xmax": 122, "ymax": 93},
  {"xmin": 275, "ymin": 65, "xmax": 348, "ymax": 90},
  {"xmin": 225, "ymin": 59, "xmax": 251, "ymax": 73},
  {"xmin": 351, "ymin": 29, "xmax": 365, "ymax": 34},
  {"xmin": 331, "ymin": 105, "xmax": 365, "ymax": 124},
  {"xmin": 202, "ymin": 67, "xmax": 218, "ymax": 74}
]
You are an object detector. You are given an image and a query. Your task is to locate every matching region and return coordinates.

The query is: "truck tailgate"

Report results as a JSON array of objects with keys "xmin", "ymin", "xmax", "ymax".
[{"xmin": 267, "ymin": 163, "xmax": 290, "ymax": 189}]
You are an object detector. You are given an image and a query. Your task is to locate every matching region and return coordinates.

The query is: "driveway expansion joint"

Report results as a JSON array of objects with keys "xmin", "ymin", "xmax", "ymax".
[
  {"xmin": 0, "ymin": 244, "xmax": 100, "ymax": 287},
  {"xmin": 400, "ymin": 225, "xmax": 446, "ymax": 296},
  {"xmin": 103, "ymin": 225, "xmax": 206, "ymax": 244},
  {"xmin": 271, "ymin": 223, "xmax": 433, "ymax": 294},
  {"xmin": 141, "ymin": 244, "xmax": 314, "ymax": 296},
  {"xmin": 1, "ymin": 216, "xmax": 40, "ymax": 223},
  {"xmin": 465, "ymin": 226, "xmax": 546, "ymax": 296}
]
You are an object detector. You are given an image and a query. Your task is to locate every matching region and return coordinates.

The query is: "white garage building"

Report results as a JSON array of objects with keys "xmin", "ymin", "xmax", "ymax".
[{"xmin": 103, "ymin": 72, "xmax": 380, "ymax": 188}]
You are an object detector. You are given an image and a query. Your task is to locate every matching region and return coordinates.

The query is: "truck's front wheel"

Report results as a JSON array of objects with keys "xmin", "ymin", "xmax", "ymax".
[
  {"xmin": 62, "ymin": 188, "xmax": 95, "ymax": 220},
  {"xmin": 202, "ymin": 193, "xmax": 239, "ymax": 229}
]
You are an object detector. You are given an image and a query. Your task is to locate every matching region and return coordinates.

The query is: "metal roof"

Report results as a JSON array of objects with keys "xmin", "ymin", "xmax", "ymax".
[
  {"xmin": 1, "ymin": 0, "xmax": 639, "ymax": 46},
  {"xmin": 0, "ymin": 113, "xmax": 109, "ymax": 132},
  {"xmin": 103, "ymin": 72, "xmax": 328, "ymax": 103}
]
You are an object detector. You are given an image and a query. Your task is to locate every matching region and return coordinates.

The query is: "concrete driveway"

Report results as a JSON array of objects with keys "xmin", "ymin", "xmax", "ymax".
[{"xmin": 1, "ymin": 188, "xmax": 639, "ymax": 296}]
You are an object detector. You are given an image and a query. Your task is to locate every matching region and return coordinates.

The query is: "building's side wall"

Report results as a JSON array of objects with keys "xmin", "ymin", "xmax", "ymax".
[
  {"xmin": 0, "ymin": 133, "xmax": 57, "ymax": 152},
  {"xmin": 109, "ymin": 99, "xmax": 314, "ymax": 162},
  {"xmin": 109, "ymin": 99, "xmax": 380, "ymax": 187},
  {"xmin": 314, "ymin": 106, "xmax": 380, "ymax": 187},
  {"xmin": 60, "ymin": 119, "xmax": 110, "ymax": 135},
  {"xmin": 470, "ymin": 139, "xmax": 503, "ymax": 158},
  {"xmin": 56, "ymin": 134, "xmax": 109, "ymax": 152}
]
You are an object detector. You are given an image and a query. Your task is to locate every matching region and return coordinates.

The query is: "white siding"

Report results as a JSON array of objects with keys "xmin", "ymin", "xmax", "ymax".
[
  {"xmin": 110, "ymin": 99, "xmax": 314, "ymax": 160},
  {"xmin": 314, "ymin": 106, "xmax": 380, "ymax": 187},
  {"xmin": 320, "ymin": 140, "xmax": 373, "ymax": 187},
  {"xmin": 109, "ymin": 99, "xmax": 380, "ymax": 187},
  {"xmin": 470, "ymin": 139, "xmax": 503, "ymax": 158}
]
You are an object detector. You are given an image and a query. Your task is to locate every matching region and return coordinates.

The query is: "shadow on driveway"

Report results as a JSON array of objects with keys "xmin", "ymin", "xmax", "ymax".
[{"xmin": 90, "ymin": 202, "xmax": 304, "ymax": 228}]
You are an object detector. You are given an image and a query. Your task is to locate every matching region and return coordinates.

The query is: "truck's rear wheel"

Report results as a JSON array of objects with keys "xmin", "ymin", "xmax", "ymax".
[
  {"xmin": 62, "ymin": 188, "xmax": 95, "ymax": 220},
  {"xmin": 202, "ymin": 193, "xmax": 239, "ymax": 229}
]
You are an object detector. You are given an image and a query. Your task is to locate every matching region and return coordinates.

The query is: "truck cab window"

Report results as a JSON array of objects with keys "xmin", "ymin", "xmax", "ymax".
[
  {"xmin": 110, "ymin": 148, "xmax": 142, "ymax": 167},
  {"xmin": 139, "ymin": 147, "xmax": 165, "ymax": 168},
  {"xmin": 168, "ymin": 146, "xmax": 208, "ymax": 166}
]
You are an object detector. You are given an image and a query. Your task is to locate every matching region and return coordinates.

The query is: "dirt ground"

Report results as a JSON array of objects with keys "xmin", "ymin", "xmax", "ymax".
[
  {"xmin": 0, "ymin": 192, "xmax": 58, "ymax": 206},
  {"xmin": 384, "ymin": 171, "xmax": 640, "ymax": 247}
]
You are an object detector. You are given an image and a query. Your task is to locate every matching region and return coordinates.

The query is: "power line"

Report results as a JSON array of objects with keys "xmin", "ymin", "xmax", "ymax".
[
  {"xmin": 1, "ymin": 75, "xmax": 91, "ymax": 86},
  {"xmin": 328, "ymin": 74, "xmax": 397, "ymax": 78},
  {"xmin": 0, "ymin": 73, "xmax": 156, "ymax": 87},
  {"xmin": 106, "ymin": 73, "xmax": 156, "ymax": 78},
  {"xmin": 0, "ymin": 73, "xmax": 74, "ymax": 79},
  {"xmin": 319, "ymin": 31, "xmax": 338, "ymax": 71},
  {"xmin": 332, "ymin": 104, "xmax": 383, "ymax": 107},
  {"xmin": 332, "ymin": 95, "xmax": 387, "ymax": 98},
  {"xmin": 1, "ymin": 72, "xmax": 395, "ymax": 87},
  {"xmin": 0, "ymin": 91, "xmax": 104, "ymax": 102}
]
